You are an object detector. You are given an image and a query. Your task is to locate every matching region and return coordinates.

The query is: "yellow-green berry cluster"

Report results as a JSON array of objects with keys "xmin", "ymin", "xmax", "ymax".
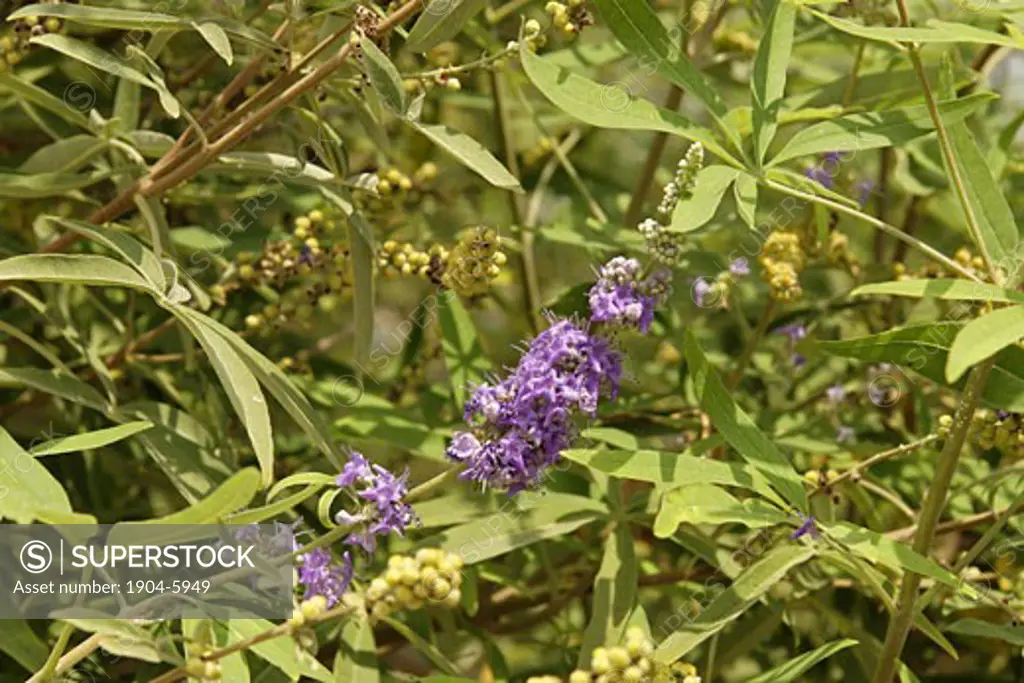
[
  {"xmin": 759, "ymin": 230, "xmax": 806, "ymax": 302},
  {"xmin": 0, "ymin": 2, "xmax": 65, "ymax": 71},
  {"xmin": 954, "ymin": 411, "xmax": 1024, "ymax": 457},
  {"xmin": 364, "ymin": 549, "xmax": 464, "ymax": 621},
  {"xmin": 564, "ymin": 628, "xmax": 701, "ymax": 683},
  {"xmin": 233, "ymin": 209, "xmax": 352, "ymax": 330},
  {"xmin": 894, "ymin": 247, "xmax": 989, "ymax": 283},
  {"xmin": 545, "ymin": 0, "xmax": 593, "ymax": 36},
  {"xmin": 826, "ymin": 231, "xmax": 861, "ymax": 278},
  {"xmin": 441, "ymin": 227, "xmax": 507, "ymax": 297},
  {"xmin": 377, "ymin": 240, "xmax": 449, "ymax": 281},
  {"xmin": 185, "ymin": 655, "xmax": 222, "ymax": 682}
]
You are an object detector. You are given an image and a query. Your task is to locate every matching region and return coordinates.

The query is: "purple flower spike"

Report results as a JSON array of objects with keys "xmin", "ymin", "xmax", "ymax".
[
  {"xmin": 333, "ymin": 451, "xmax": 416, "ymax": 552},
  {"xmin": 729, "ymin": 257, "xmax": 750, "ymax": 277},
  {"xmin": 296, "ymin": 547, "xmax": 351, "ymax": 608},
  {"xmin": 588, "ymin": 256, "xmax": 669, "ymax": 332},
  {"xmin": 791, "ymin": 515, "xmax": 820, "ymax": 540},
  {"xmin": 775, "ymin": 323, "xmax": 807, "ymax": 342}
]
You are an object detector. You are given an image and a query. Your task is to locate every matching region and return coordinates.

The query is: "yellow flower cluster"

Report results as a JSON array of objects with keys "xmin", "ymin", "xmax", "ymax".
[
  {"xmin": 365, "ymin": 549, "xmax": 464, "ymax": 621},
  {"xmin": 952, "ymin": 411, "xmax": 1024, "ymax": 457},
  {"xmin": 548, "ymin": 628, "xmax": 702, "ymax": 683},
  {"xmin": 759, "ymin": 230, "xmax": 806, "ymax": 302},
  {"xmin": 441, "ymin": 227, "xmax": 507, "ymax": 298},
  {"xmin": 0, "ymin": 5, "xmax": 64, "ymax": 71},
  {"xmin": 545, "ymin": 0, "xmax": 592, "ymax": 36}
]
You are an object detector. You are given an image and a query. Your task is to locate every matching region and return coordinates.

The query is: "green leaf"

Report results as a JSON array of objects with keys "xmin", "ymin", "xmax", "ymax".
[
  {"xmin": 408, "ymin": 121, "xmax": 522, "ymax": 192},
  {"xmin": 947, "ymin": 305, "xmax": 1024, "ymax": 382},
  {"xmin": 809, "ymin": 11, "xmax": 1024, "ymax": 50},
  {"xmin": 665, "ymin": 166, "xmax": 741, "ymax": 233},
  {"xmin": 193, "ymin": 21, "xmax": 233, "ymax": 65},
  {"xmin": 424, "ymin": 494, "xmax": 609, "ymax": 564},
  {"xmin": 654, "ymin": 545, "xmax": 816, "ymax": 662},
  {"xmin": 0, "ymin": 367, "xmax": 106, "ymax": 411},
  {"xmin": 29, "ymin": 34, "xmax": 180, "ymax": 118},
  {"xmin": 173, "ymin": 308, "xmax": 274, "ymax": 487},
  {"xmin": 0, "ymin": 254, "xmax": 158, "ymax": 293},
  {"xmin": 590, "ymin": 0, "xmax": 730, "ymax": 123},
  {"xmin": 947, "ymin": 619, "xmax": 1024, "ymax": 647},
  {"xmin": 124, "ymin": 468, "xmax": 261, "ymax": 525},
  {"xmin": 437, "ymin": 293, "xmax": 490, "ymax": 408},
  {"xmin": 405, "ymin": 0, "xmax": 488, "ymax": 52},
  {"xmin": 0, "ymin": 620, "xmax": 48, "ymax": 672},
  {"xmin": 359, "ymin": 38, "xmax": 405, "ymax": 115},
  {"xmin": 733, "ymin": 174, "xmax": 758, "ymax": 229},
  {"xmin": 520, "ymin": 47, "xmax": 738, "ymax": 164},
  {"xmin": 746, "ymin": 639, "xmax": 859, "ymax": 683},
  {"xmin": 229, "ymin": 619, "xmax": 332, "ymax": 682},
  {"xmin": 769, "ymin": 94, "xmax": 993, "ymax": 165},
  {"xmin": 942, "ymin": 112, "xmax": 1019, "ymax": 273},
  {"xmin": 41, "ymin": 218, "xmax": 166, "ymax": 287},
  {"xmin": 0, "ymin": 72, "xmax": 90, "ymax": 128},
  {"xmin": 655, "ymin": 484, "xmax": 791, "ymax": 536},
  {"xmin": 18, "ymin": 135, "xmax": 106, "ymax": 174},
  {"xmin": 10, "ymin": 4, "xmax": 187, "ymax": 29},
  {"xmin": 30, "ymin": 421, "xmax": 153, "ymax": 456},
  {"xmin": 381, "ymin": 616, "xmax": 460, "ymax": 675},
  {"xmin": 0, "ymin": 169, "xmax": 113, "ymax": 199},
  {"xmin": 819, "ymin": 323, "xmax": 1024, "ymax": 412},
  {"xmin": 851, "ymin": 278, "xmax": 1024, "ymax": 304},
  {"xmin": 751, "ymin": 0, "xmax": 796, "ymax": 164},
  {"xmin": 562, "ymin": 443, "xmax": 787, "ymax": 508},
  {"xmin": 579, "ymin": 521, "xmax": 638, "ymax": 667},
  {"xmin": 0, "ymin": 426, "xmax": 74, "ymax": 523},
  {"xmin": 825, "ymin": 522, "xmax": 969, "ymax": 593},
  {"xmin": 683, "ymin": 330, "xmax": 807, "ymax": 512},
  {"xmin": 335, "ymin": 617, "xmax": 380, "ymax": 683}
]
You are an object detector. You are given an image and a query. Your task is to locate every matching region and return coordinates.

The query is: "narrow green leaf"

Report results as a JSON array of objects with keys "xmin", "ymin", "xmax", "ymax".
[
  {"xmin": 0, "ymin": 169, "xmax": 113, "ymax": 199},
  {"xmin": 18, "ymin": 135, "xmax": 106, "ymax": 174},
  {"xmin": 30, "ymin": 421, "xmax": 153, "ymax": 456},
  {"xmin": 947, "ymin": 305, "xmax": 1024, "ymax": 382},
  {"xmin": 0, "ymin": 367, "xmax": 106, "ymax": 411},
  {"xmin": 820, "ymin": 323, "xmax": 1024, "ymax": 412},
  {"xmin": 851, "ymin": 278, "xmax": 1024, "ymax": 304},
  {"xmin": 425, "ymin": 494, "xmax": 609, "ymax": 564},
  {"xmin": 751, "ymin": 0, "xmax": 796, "ymax": 164},
  {"xmin": 810, "ymin": 11, "xmax": 1024, "ymax": 50},
  {"xmin": 229, "ymin": 619, "xmax": 332, "ymax": 682},
  {"xmin": 665, "ymin": 166, "xmax": 740, "ymax": 233},
  {"xmin": 437, "ymin": 293, "xmax": 490, "ymax": 408},
  {"xmin": 947, "ymin": 619, "xmax": 1024, "ymax": 647},
  {"xmin": 0, "ymin": 253, "xmax": 157, "ymax": 293},
  {"xmin": 746, "ymin": 639, "xmax": 859, "ymax": 683},
  {"xmin": 0, "ymin": 620, "xmax": 48, "ymax": 672},
  {"xmin": 40, "ymin": 218, "xmax": 166, "ymax": 287},
  {"xmin": 335, "ymin": 617, "xmax": 380, "ymax": 683},
  {"xmin": 655, "ymin": 485, "xmax": 790, "ymax": 536},
  {"xmin": 359, "ymin": 38, "xmax": 405, "ymax": 115},
  {"xmin": 381, "ymin": 616, "xmax": 460, "ymax": 675},
  {"xmin": 0, "ymin": 426, "xmax": 74, "ymax": 523},
  {"xmin": 683, "ymin": 330, "xmax": 807, "ymax": 511},
  {"xmin": 408, "ymin": 121, "xmax": 522, "ymax": 191},
  {"xmin": 10, "ymin": 4, "xmax": 186, "ymax": 29},
  {"xmin": 770, "ymin": 94, "xmax": 993, "ymax": 165},
  {"xmin": 520, "ymin": 47, "xmax": 737, "ymax": 164},
  {"xmin": 733, "ymin": 173, "xmax": 758, "ymax": 229},
  {"xmin": 193, "ymin": 21, "xmax": 233, "ymax": 65},
  {"xmin": 0, "ymin": 72, "xmax": 90, "ymax": 128},
  {"xmin": 579, "ymin": 521, "xmax": 638, "ymax": 666},
  {"xmin": 174, "ymin": 308, "xmax": 275, "ymax": 487},
  {"xmin": 405, "ymin": 0, "xmax": 488, "ymax": 52},
  {"xmin": 125, "ymin": 468, "xmax": 261, "ymax": 524},
  {"xmin": 654, "ymin": 545, "xmax": 816, "ymax": 662},
  {"xmin": 562, "ymin": 444, "xmax": 787, "ymax": 508},
  {"xmin": 590, "ymin": 0, "xmax": 729, "ymax": 121}
]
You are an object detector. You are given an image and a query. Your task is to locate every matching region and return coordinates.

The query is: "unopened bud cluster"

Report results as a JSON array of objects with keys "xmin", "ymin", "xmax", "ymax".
[
  {"xmin": 378, "ymin": 240, "xmax": 449, "ymax": 281},
  {"xmin": 537, "ymin": 628, "xmax": 702, "ymax": 683},
  {"xmin": 637, "ymin": 143, "xmax": 704, "ymax": 268},
  {"xmin": 826, "ymin": 231, "xmax": 861, "ymax": 278},
  {"xmin": 0, "ymin": 1, "xmax": 66, "ymax": 71},
  {"xmin": 893, "ymin": 246, "xmax": 991, "ymax": 283},
  {"xmin": 545, "ymin": 0, "xmax": 593, "ymax": 37},
  {"xmin": 231, "ymin": 208, "xmax": 352, "ymax": 331},
  {"xmin": 185, "ymin": 655, "xmax": 222, "ymax": 682},
  {"xmin": 759, "ymin": 230, "xmax": 806, "ymax": 302},
  {"xmin": 365, "ymin": 549, "xmax": 464, "ymax": 621},
  {"xmin": 362, "ymin": 163, "xmax": 439, "ymax": 214},
  {"xmin": 440, "ymin": 227, "xmax": 507, "ymax": 297},
  {"xmin": 950, "ymin": 410, "xmax": 1024, "ymax": 457}
]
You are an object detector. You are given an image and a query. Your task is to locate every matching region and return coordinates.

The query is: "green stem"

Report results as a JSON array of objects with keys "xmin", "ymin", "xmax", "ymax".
[
  {"xmin": 32, "ymin": 624, "xmax": 75, "ymax": 683},
  {"xmin": 406, "ymin": 468, "xmax": 459, "ymax": 503},
  {"xmin": 872, "ymin": 359, "xmax": 994, "ymax": 683},
  {"xmin": 726, "ymin": 299, "xmax": 777, "ymax": 390}
]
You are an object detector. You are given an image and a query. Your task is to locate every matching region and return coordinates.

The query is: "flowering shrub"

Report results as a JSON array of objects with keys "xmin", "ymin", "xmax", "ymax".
[{"xmin": 0, "ymin": 0, "xmax": 1023, "ymax": 681}]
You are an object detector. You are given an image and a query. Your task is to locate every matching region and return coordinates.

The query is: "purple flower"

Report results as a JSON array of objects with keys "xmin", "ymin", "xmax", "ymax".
[
  {"xmin": 775, "ymin": 323, "xmax": 807, "ymax": 342},
  {"xmin": 587, "ymin": 257, "xmax": 669, "ymax": 332},
  {"xmin": 448, "ymin": 317, "xmax": 623, "ymax": 492},
  {"xmin": 835, "ymin": 425, "xmax": 855, "ymax": 444},
  {"xmin": 791, "ymin": 515, "xmax": 820, "ymax": 540},
  {"xmin": 334, "ymin": 452, "xmax": 416, "ymax": 552},
  {"xmin": 826, "ymin": 383, "xmax": 846, "ymax": 405},
  {"xmin": 855, "ymin": 179, "xmax": 875, "ymax": 207},
  {"xmin": 296, "ymin": 547, "xmax": 352, "ymax": 608},
  {"xmin": 692, "ymin": 277, "xmax": 715, "ymax": 308},
  {"xmin": 729, "ymin": 257, "xmax": 750, "ymax": 277}
]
